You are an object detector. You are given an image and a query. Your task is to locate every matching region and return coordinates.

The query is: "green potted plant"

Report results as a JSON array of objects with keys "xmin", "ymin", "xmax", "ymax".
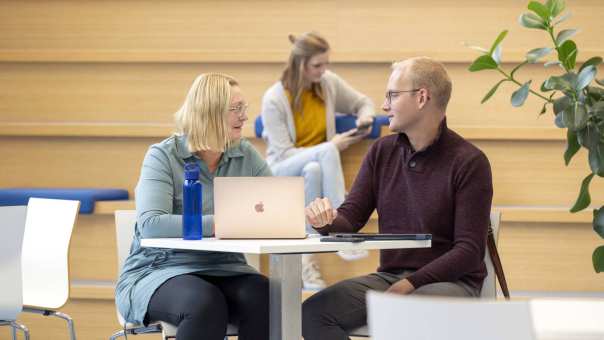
[{"xmin": 467, "ymin": 0, "xmax": 603, "ymax": 272}]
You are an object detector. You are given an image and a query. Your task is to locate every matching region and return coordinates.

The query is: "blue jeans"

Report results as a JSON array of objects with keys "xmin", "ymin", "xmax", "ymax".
[{"xmin": 271, "ymin": 142, "xmax": 346, "ymax": 234}]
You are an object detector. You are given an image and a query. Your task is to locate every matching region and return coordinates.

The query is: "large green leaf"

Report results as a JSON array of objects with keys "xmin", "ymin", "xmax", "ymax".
[
  {"xmin": 593, "ymin": 246, "xmax": 604, "ymax": 273},
  {"xmin": 587, "ymin": 87, "xmax": 604, "ymax": 102},
  {"xmin": 592, "ymin": 101, "xmax": 604, "ymax": 118},
  {"xmin": 544, "ymin": 74, "xmax": 573, "ymax": 91},
  {"xmin": 492, "ymin": 45, "xmax": 502, "ymax": 65},
  {"xmin": 528, "ymin": 1, "xmax": 551, "ymax": 22},
  {"xmin": 553, "ymin": 12, "xmax": 571, "ymax": 26},
  {"xmin": 588, "ymin": 143, "xmax": 604, "ymax": 175},
  {"xmin": 518, "ymin": 12, "xmax": 547, "ymax": 30},
  {"xmin": 527, "ymin": 47, "xmax": 553, "ymax": 63},
  {"xmin": 554, "ymin": 111, "xmax": 566, "ymax": 128},
  {"xmin": 481, "ymin": 80, "xmax": 507, "ymax": 104},
  {"xmin": 579, "ymin": 56, "xmax": 602, "ymax": 73},
  {"xmin": 576, "ymin": 65, "xmax": 597, "ymax": 91},
  {"xmin": 553, "ymin": 96, "xmax": 572, "ymax": 114},
  {"xmin": 594, "ymin": 207, "xmax": 604, "ymax": 239},
  {"xmin": 564, "ymin": 129, "xmax": 580, "ymax": 165},
  {"xmin": 558, "ymin": 40, "xmax": 578, "ymax": 70},
  {"xmin": 570, "ymin": 173, "xmax": 595, "ymax": 213},
  {"xmin": 585, "ymin": 124, "xmax": 604, "ymax": 175},
  {"xmin": 468, "ymin": 55, "xmax": 498, "ymax": 72},
  {"xmin": 511, "ymin": 81, "xmax": 532, "ymax": 107},
  {"xmin": 574, "ymin": 103, "xmax": 588, "ymax": 129},
  {"xmin": 489, "ymin": 30, "xmax": 509, "ymax": 55},
  {"xmin": 562, "ymin": 100, "xmax": 577, "ymax": 130},
  {"xmin": 556, "ymin": 29, "xmax": 578, "ymax": 46},
  {"xmin": 546, "ymin": 0, "xmax": 565, "ymax": 17},
  {"xmin": 544, "ymin": 60, "xmax": 562, "ymax": 68}
]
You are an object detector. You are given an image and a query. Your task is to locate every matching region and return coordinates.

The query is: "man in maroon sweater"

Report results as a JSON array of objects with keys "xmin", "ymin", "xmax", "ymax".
[{"xmin": 302, "ymin": 57, "xmax": 493, "ymax": 340}]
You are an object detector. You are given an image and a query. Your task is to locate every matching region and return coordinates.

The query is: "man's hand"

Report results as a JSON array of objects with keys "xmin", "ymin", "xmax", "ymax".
[
  {"xmin": 305, "ymin": 197, "xmax": 337, "ymax": 228},
  {"xmin": 386, "ymin": 279, "xmax": 415, "ymax": 295}
]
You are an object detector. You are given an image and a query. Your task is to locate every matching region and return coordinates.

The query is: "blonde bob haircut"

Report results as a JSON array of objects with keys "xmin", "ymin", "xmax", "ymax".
[
  {"xmin": 174, "ymin": 73, "xmax": 239, "ymax": 153},
  {"xmin": 281, "ymin": 32, "xmax": 330, "ymax": 113}
]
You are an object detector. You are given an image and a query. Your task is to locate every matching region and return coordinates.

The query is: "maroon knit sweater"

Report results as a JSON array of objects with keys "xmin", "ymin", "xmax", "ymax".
[{"xmin": 315, "ymin": 121, "xmax": 493, "ymax": 291}]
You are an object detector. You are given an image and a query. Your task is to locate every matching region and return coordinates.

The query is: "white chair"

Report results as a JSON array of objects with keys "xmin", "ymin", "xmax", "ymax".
[
  {"xmin": 366, "ymin": 291, "xmax": 535, "ymax": 340},
  {"xmin": 110, "ymin": 210, "xmax": 237, "ymax": 340},
  {"xmin": 0, "ymin": 206, "xmax": 29, "ymax": 340},
  {"xmin": 348, "ymin": 210, "xmax": 503, "ymax": 337},
  {"xmin": 21, "ymin": 198, "xmax": 80, "ymax": 340}
]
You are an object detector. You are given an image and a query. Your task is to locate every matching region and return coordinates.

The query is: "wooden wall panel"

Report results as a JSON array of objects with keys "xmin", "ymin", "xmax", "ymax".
[
  {"xmin": 1, "ymin": 0, "xmax": 602, "ymax": 62},
  {"xmin": 69, "ymin": 215, "xmax": 119, "ymax": 281},
  {"xmin": 1, "ymin": 137, "xmax": 602, "ymax": 206},
  {"xmin": 3, "ymin": 62, "xmax": 601, "ymax": 138},
  {"xmin": 0, "ymin": 136, "xmax": 158, "ymax": 192},
  {"xmin": 499, "ymin": 221, "xmax": 604, "ymax": 292}
]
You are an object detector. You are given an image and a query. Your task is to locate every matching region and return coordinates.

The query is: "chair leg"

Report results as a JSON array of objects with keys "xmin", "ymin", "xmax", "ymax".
[
  {"xmin": 10, "ymin": 321, "xmax": 30, "ymax": 340},
  {"xmin": 108, "ymin": 329, "xmax": 125, "ymax": 340},
  {"xmin": 50, "ymin": 311, "xmax": 76, "ymax": 340},
  {"xmin": 22, "ymin": 308, "xmax": 75, "ymax": 340}
]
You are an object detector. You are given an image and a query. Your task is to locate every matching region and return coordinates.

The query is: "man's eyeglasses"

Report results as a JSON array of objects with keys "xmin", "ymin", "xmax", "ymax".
[
  {"xmin": 385, "ymin": 89, "xmax": 421, "ymax": 105},
  {"xmin": 229, "ymin": 103, "xmax": 249, "ymax": 117}
]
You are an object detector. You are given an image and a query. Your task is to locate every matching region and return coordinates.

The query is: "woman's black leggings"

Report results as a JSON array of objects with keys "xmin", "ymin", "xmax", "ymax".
[{"xmin": 145, "ymin": 273, "xmax": 269, "ymax": 340}]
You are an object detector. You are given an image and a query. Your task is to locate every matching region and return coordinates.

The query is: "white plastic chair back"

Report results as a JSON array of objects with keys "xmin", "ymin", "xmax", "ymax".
[
  {"xmin": 115, "ymin": 210, "xmax": 138, "ymax": 273},
  {"xmin": 114, "ymin": 210, "xmax": 138, "ymax": 327},
  {"xmin": 481, "ymin": 210, "xmax": 501, "ymax": 298},
  {"xmin": 113, "ymin": 210, "xmax": 236, "ymax": 338},
  {"xmin": 367, "ymin": 291, "xmax": 535, "ymax": 340},
  {"xmin": 0, "ymin": 206, "xmax": 27, "ymax": 321},
  {"xmin": 21, "ymin": 198, "xmax": 79, "ymax": 309}
]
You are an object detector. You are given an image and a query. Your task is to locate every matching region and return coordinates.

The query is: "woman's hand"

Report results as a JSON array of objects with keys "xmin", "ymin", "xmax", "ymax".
[
  {"xmin": 356, "ymin": 115, "xmax": 375, "ymax": 130},
  {"xmin": 330, "ymin": 129, "xmax": 367, "ymax": 151}
]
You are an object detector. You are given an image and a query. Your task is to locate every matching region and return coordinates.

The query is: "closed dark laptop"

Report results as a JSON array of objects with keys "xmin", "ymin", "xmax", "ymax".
[{"xmin": 329, "ymin": 233, "xmax": 431, "ymax": 241}]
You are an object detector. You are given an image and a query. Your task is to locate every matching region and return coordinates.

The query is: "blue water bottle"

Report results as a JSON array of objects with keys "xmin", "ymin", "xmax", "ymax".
[{"xmin": 183, "ymin": 162, "xmax": 202, "ymax": 240}]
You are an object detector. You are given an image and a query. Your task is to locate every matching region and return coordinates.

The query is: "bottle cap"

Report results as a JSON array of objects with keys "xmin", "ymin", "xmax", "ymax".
[{"xmin": 184, "ymin": 163, "xmax": 200, "ymax": 180}]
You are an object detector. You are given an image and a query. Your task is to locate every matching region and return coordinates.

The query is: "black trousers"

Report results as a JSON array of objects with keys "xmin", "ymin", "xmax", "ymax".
[{"xmin": 146, "ymin": 273, "xmax": 269, "ymax": 340}]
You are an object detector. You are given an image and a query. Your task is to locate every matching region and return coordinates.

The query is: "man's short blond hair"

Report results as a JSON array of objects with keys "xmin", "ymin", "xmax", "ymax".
[
  {"xmin": 392, "ymin": 57, "xmax": 452, "ymax": 112},
  {"xmin": 174, "ymin": 73, "xmax": 239, "ymax": 153}
]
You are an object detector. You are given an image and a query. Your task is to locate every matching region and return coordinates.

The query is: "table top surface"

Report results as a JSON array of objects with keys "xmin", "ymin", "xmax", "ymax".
[{"xmin": 141, "ymin": 234, "xmax": 431, "ymax": 254}]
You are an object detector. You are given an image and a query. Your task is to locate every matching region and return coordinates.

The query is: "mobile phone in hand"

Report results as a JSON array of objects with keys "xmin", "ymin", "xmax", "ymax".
[{"xmin": 350, "ymin": 125, "xmax": 371, "ymax": 137}]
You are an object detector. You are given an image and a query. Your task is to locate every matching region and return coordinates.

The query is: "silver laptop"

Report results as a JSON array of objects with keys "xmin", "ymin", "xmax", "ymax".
[{"xmin": 213, "ymin": 177, "xmax": 306, "ymax": 239}]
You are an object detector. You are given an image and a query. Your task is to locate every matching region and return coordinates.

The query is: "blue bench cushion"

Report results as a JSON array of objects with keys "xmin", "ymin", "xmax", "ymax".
[
  {"xmin": 255, "ymin": 114, "xmax": 390, "ymax": 139},
  {"xmin": 0, "ymin": 188, "xmax": 129, "ymax": 214}
]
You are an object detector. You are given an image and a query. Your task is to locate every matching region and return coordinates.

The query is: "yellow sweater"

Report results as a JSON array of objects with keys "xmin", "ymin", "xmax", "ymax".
[{"xmin": 288, "ymin": 89, "xmax": 327, "ymax": 147}]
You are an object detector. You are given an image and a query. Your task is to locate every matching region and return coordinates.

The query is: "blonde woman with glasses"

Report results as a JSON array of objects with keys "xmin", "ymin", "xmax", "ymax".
[
  {"xmin": 116, "ymin": 73, "xmax": 270, "ymax": 340},
  {"xmin": 260, "ymin": 32, "xmax": 375, "ymax": 290}
]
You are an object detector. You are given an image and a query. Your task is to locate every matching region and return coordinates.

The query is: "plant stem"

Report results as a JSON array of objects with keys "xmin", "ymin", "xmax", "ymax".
[
  {"xmin": 547, "ymin": 27, "xmax": 572, "ymax": 73},
  {"xmin": 497, "ymin": 67, "xmax": 553, "ymax": 102}
]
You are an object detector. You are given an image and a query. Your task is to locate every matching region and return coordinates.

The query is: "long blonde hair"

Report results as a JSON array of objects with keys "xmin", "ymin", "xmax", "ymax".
[
  {"xmin": 281, "ymin": 32, "xmax": 330, "ymax": 112},
  {"xmin": 174, "ymin": 73, "xmax": 239, "ymax": 153}
]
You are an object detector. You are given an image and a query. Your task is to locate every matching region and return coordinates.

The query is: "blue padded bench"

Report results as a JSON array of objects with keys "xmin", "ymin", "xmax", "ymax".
[
  {"xmin": 255, "ymin": 114, "xmax": 390, "ymax": 139},
  {"xmin": 0, "ymin": 188, "xmax": 129, "ymax": 214}
]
